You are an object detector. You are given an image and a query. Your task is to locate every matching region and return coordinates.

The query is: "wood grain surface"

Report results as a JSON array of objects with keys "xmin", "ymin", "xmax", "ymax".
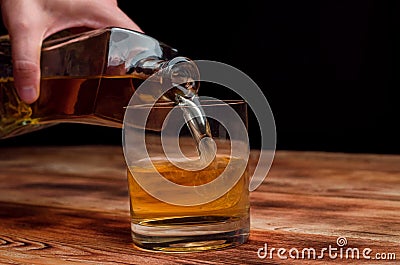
[{"xmin": 0, "ymin": 146, "xmax": 399, "ymax": 264}]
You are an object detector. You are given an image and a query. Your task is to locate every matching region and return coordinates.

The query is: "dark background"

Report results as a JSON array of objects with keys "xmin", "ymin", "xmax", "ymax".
[{"xmin": 1, "ymin": 0, "xmax": 399, "ymax": 154}]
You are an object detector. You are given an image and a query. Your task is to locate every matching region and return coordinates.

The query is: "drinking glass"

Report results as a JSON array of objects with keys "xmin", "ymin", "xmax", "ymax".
[{"xmin": 123, "ymin": 99, "xmax": 250, "ymax": 252}]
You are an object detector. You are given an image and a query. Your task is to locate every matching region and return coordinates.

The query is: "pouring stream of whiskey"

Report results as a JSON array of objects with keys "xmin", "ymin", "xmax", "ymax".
[{"xmin": 176, "ymin": 94, "xmax": 217, "ymax": 167}]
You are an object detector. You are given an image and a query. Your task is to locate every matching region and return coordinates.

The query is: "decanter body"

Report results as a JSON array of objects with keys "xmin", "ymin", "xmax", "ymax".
[{"xmin": 0, "ymin": 27, "xmax": 197, "ymax": 139}]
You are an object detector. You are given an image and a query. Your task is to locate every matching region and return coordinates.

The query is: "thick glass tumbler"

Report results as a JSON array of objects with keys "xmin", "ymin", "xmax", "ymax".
[{"xmin": 123, "ymin": 99, "xmax": 250, "ymax": 252}]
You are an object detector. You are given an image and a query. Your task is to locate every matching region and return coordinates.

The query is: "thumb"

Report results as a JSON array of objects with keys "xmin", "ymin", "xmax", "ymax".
[{"xmin": 10, "ymin": 29, "xmax": 42, "ymax": 104}]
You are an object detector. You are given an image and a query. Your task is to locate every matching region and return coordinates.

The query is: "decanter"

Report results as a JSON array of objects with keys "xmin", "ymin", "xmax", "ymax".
[{"xmin": 0, "ymin": 27, "xmax": 199, "ymax": 139}]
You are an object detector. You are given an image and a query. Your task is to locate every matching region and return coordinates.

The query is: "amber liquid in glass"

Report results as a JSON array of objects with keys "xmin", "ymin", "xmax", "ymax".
[{"xmin": 127, "ymin": 154, "xmax": 250, "ymax": 252}]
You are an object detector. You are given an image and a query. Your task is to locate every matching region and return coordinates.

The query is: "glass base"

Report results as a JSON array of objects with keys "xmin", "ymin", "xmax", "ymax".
[{"xmin": 131, "ymin": 215, "xmax": 250, "ymax": 252}]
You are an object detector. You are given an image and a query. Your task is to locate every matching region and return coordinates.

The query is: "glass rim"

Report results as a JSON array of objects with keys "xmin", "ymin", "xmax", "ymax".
[{"xmin": 125, "ymin": 99, "xmax": 246, "ymax": 109}]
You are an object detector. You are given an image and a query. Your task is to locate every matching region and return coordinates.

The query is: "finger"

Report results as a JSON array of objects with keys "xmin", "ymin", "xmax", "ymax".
[
  {"xmin": 1, "ymin": 0, "xmax": 44, "ymax": 104},
  {"xmin": 9, "ymin": 26, "xmax": 43, "ymax": 104}
]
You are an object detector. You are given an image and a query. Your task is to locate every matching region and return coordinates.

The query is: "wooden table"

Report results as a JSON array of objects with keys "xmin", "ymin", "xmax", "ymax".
[{"xmin": 0, "ymin": 146, "xmax": 399, "ymax": 264}]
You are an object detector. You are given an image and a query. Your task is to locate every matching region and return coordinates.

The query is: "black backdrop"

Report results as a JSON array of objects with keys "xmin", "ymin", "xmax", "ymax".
[{"xmin": 1, "ymin": 0, "xmax": 399, "ymax": 154}]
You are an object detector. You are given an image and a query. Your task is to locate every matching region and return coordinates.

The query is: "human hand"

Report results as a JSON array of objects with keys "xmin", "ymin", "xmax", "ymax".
[{"xmin": 0, "ymin": 0, "xmax": 142, "ymax": 104}]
